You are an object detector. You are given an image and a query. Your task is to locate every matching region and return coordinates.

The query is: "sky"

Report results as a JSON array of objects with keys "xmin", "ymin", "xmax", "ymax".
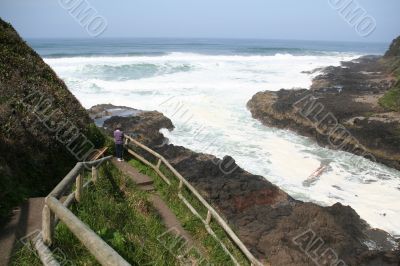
[{"xmin": 0, "ymin": 0, "xmax": 399, "ymax": 42}]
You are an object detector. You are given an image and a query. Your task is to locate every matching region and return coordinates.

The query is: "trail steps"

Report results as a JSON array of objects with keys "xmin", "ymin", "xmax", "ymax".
[
  {"xmin": 0, "ymin": 157, "xmax": 200, "ymax": 265},
  {"xmin": 111, "ymin": 158, "xmax": 195, "ymax": 246}
]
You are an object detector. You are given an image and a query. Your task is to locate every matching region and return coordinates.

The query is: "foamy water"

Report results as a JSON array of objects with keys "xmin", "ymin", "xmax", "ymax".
[{"xmin": 44, "ymin": 51, "xmax": 400, "ymax": 236}]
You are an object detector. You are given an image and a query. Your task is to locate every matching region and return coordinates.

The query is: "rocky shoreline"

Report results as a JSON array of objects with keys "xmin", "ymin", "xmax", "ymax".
[
  {"xmin": 247, "ymin": 45, "xmax": 400, "ymax": 171},
  {"xmin": 90, "ymin": 104, "xmax": 399, "ymax": 266},
  {"xmin": 2, "ymin": 14, "xmax": 399, "ymax": 265}
]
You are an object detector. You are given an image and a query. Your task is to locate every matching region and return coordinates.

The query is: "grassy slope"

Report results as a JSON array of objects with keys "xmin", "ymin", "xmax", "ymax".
[
  {"xmin": 129, "ymin": 159, "xmax": 250, "ymax": 265},
  {"xmin": 0, "ymin": 18, "xmax": 107, "ymax": 223},
  {"xmin": 11, "ymin": 163, "xmax": 180, "ymax": 265},
  {"xmin": 379, "ymin": 57, "xmax": 400, "ymax": 112},
  {"xmin": 379, "ymin": 83, "xmax": 400, "ymax": 112},
  {"xmin": 11, "ymin": 159, "xmax": 251, "ymax": 265},
  {"xmin": 379, "ymin": 36, "xmax": 400, "ymax": 112}
]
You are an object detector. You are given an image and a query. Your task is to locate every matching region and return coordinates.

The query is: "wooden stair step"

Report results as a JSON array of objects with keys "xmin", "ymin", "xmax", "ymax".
[
  {"xmin": 111, "ymin": 158, "xmax": 154, "ymax": 185},
  {"xmin": 140, "ymin": 184, "xmax": 156, "ymax": 192}
]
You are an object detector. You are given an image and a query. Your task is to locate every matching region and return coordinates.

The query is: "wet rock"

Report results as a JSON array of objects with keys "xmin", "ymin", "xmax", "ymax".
[
  {"xmin": 103, "ymin": 110, "xmax": 174, "ymax": 147},
  {"xmin": 247, "ymin": 55, "xmax": 400, "ymax": 170},
  {"xmin": 96, "ymin": 105, "xmax": 399, "ymax": 265}
]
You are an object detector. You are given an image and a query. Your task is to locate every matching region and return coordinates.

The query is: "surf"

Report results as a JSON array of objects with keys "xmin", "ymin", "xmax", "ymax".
[{"xmin": 43, "ymin": 50, "xmax": 400, "ymax": 236}]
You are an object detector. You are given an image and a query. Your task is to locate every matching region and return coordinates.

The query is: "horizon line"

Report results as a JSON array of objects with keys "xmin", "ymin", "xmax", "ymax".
[{"xmin": 24, "ymin": 36, "xmax": 391, "ymax": 44}]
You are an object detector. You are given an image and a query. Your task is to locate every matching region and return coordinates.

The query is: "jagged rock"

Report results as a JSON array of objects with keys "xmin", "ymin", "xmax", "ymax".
[
  {"xmin": 247, "ymin": 55, "xmax": 400, "ymax": 170},
  {"xmin": 97, "ymin": 106, "xmax": 399, "ymax": 265},
  {"xmin": 88, "ymin": 104, "xmax": 142, "ymax": 125},
  {"xmin": 103, "ymin": 110, "xmax": 174, "ymax": 146}
]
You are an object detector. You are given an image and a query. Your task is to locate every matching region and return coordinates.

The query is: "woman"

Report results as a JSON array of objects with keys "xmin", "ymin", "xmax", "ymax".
[{"xmin": 113, "ymin": 125, "xmax": 124, "ymax": 161}]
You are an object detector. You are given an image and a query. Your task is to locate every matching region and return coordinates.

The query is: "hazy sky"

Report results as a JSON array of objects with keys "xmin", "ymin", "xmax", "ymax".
[{"xmin": 0, "ymin": 0, "xmax": 399, "ymax": 42}]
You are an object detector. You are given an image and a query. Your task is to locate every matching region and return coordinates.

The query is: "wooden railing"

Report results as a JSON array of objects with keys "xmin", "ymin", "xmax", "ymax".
[
  {"xmin": 33, "ymin": 136, "xmax": 265, "ymax": 266},
  {"xmin": 36, "ymin": 155, "xmax": 131, "ymax": 266},
  {"xmin": 125, "ymin": 135, "xmax": 264, "ymax": 266}
]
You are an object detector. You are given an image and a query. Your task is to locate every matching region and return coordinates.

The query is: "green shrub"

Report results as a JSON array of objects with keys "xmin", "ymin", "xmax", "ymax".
[{"xmin": 379, "ymin": 83, "xmax": 400, "ymax": 112}]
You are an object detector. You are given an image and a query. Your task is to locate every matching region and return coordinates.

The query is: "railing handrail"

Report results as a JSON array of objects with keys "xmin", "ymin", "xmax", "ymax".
[
  {"xmin": 49, "ymin": 156, "xmax": 112, "ymax": 198},
  {"xmin": 46, "ymin": 196, "xmax": 130, "ymax": 266},
  {"xmin": 37, "ymin": 153, "xmax": 131, "ymax": 266},
  {"xmin": 125, "ymin": 135, "xmax": 264, "ymax": 266},
  {"xmin": 37, "ymin": 137, "xmax": 264, "ymax": 266}
]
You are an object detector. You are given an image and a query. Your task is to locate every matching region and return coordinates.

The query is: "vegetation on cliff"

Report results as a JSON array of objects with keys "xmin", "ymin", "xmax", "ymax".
[
  {"xmin": 379, "ymin": 81, "xmax": 400, "ymax": 112},
  {"xmin": 0, "ymin": 18, "xmax": 106, "ymax": 223},
  {"xmin": 384, "ymin": 36, "xmax": 400, "ymax": 57},
  {"xmin": 378, "ymin": 36, "xmax": 400, "ymax": 111},
  {"xmin": 379, "ymin": 54, "xmax": 400, "ymax": 111}
]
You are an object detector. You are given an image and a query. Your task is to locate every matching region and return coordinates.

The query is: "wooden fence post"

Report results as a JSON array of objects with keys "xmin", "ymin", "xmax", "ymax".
[
  {"xmin": 42, "ymin": 203, "xmax": 54, "ymax": 245},
  {"xmin": 92, "ymin": 166, "xmax": 98, "ymax": 183},
  {"xmin": 178, "ymin": 179, "xmax": 183, "ymax": 191},
  {"xmin": 75, "ymin": 169, "xmax": 83, "ymax": 202},
  {"xmin": 205, "ymin": 210, "xmax": 212, "ymax": 225}
]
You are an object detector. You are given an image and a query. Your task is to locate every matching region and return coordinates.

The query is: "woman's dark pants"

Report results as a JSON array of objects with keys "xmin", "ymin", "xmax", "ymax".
[{"xmin": 115, "ymin": 144, "xmax": 123, "ymax": 159}]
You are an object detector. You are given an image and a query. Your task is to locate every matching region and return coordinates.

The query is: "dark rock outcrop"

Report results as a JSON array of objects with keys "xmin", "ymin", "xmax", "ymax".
[
  {"xmin": 100, "ymin": 106, "xmax": 399, "ymax": 266},
  {"xmin": 104, "ymin": 111, "xmax": 174, "ymax": 146},
  {"xmin": 247, "ymin": 51, "xmax": 400, "ymax": 170},
  {"xmin": 88, "ymin": 104, "xmax": 141, "ymax": 120}
]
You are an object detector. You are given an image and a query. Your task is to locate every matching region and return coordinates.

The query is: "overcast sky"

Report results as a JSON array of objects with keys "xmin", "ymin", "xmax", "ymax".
[{"xmin": 0, "ymin": 0, "xmax": 399, "ymax": 42}]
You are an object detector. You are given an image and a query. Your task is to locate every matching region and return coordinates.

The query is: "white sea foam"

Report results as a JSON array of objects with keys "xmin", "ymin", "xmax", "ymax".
[{"xmin": 44, "ymin": 52, "xmax": 400, "ymax": 236}]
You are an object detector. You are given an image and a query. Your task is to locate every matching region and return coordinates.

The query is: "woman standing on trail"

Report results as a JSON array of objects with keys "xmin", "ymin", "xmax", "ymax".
[{"xmin": 114, "ymin": 125, "xmax": 124, "ymax": 162}]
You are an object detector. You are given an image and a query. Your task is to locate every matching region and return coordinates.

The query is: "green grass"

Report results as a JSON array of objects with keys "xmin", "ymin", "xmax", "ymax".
[
  {"xmin": 379, "ymin": 83, "xmax": 400, "ymax": 112},
  {"xmin": 379, "ymin": 57, "xmax": 400, "ymax": 112},
  {"xmin": 11, "ymin": 163, "xmax": 182, "ymax": 265},
  {"xmin": 129, "ymin": 159, "xmax": 251, "ymax": 266},
  {"xmin": 11, "ymin": 155, "xmax": 253, "ymax": 266},
  {"xmin": 10, "ymin": 245, "xmax": 42, "ymax": 266}
]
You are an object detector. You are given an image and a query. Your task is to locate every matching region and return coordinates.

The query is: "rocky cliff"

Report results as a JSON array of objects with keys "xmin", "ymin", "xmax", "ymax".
[
  {"xmin": 0, "ymin": 18, "xmax": 105, "ymax": 223},
  {"xmin": 247, "ymin": 39, "xmax": 400, "ymax": 171},
  {"xmin": 91, "ymin": 105, "xmax": 399, "ymax": 266}
]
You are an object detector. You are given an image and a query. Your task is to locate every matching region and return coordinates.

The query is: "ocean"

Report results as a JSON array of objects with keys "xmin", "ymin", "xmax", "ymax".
[{"xmin": 28, "ymin": 38, "xmax": 399, "ymax": 236}]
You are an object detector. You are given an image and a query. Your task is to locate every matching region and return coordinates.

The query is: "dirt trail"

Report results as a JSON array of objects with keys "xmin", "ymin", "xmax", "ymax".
[
  {"xmin": 111, "ymin": 158, "xmax": 196, "ymax": 248},
  {"xmin": 0, "ymin": 198, "xmax": 44, "ymax": 266},
  {"xmin": 0, "ymin": 159, "xmax": 202, "ymax": 265}
]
